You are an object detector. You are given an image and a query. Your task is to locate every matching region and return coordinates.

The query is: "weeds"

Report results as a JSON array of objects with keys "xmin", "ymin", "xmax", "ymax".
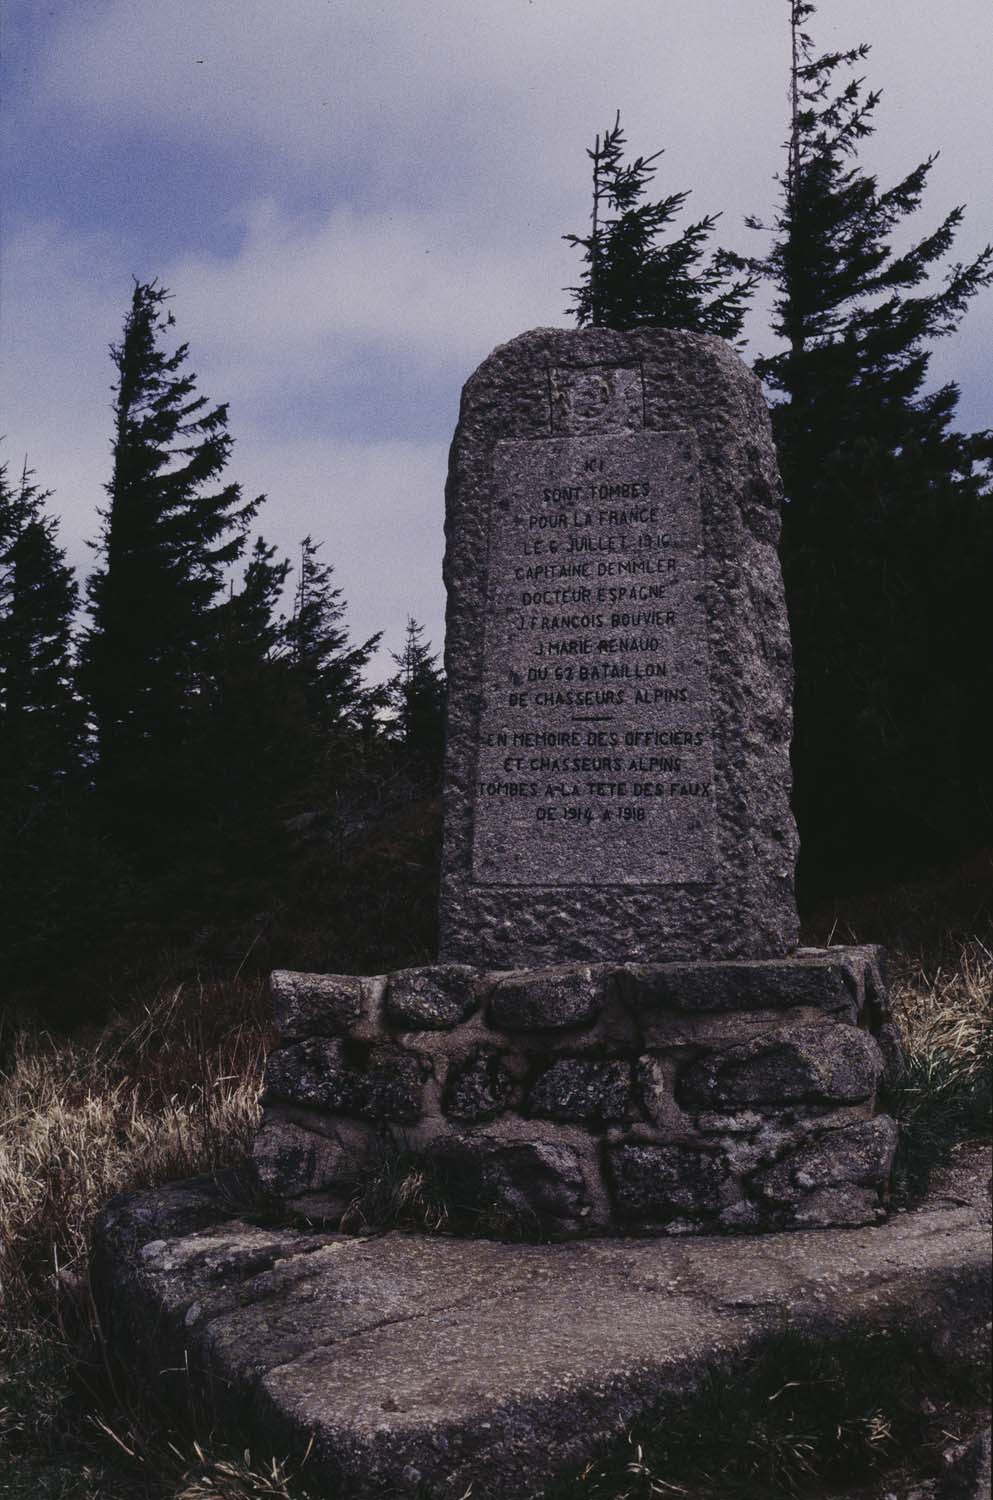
[
  {"xmin": 173, "ymin": 1443, "xmax": 310, "ymax": 1500},
  {"xmin": 0, "ymin": 976, "xmax": 301, "ymax": 1500},
  {"xmin": 548, "ymin": 1327, "xmax": 989, "ymax": 1499},
  {"xmin": 339, "ymin": 1141, "xmax": 453, "ymax": 1235},
  {"xmin": 885, "ymin": 938, "xmax": 992, "ymax": 1199},
  {"xmin": 339, "ymin": 1137, "xmax": 545, "ymax": 1242},
  {"xmin": 1, "ymin": 939, "xmax": 989, "ymax": 1498},
  {"xmin": 0, "ymin": 977, "xmax": 269, "ymax": 1327}
]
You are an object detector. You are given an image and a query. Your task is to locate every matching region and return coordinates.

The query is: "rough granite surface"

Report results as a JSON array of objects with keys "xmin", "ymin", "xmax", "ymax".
[
  {"xmin": 91, "ymin": 1146, "xmax": 992, "ymax": 1500},
  {"xmin": 252, "ymin": 948, "xmax": 900, "ymax": 1235},
  {"xmin": 439, "ymin": 326, "xmax": 799, "ymax": 967}
]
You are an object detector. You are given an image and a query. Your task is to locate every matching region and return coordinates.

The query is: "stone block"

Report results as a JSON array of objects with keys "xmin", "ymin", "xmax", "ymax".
[
  {"xmin": 488, "ymin": 964, "xmax": 607, "ymax": 1031},
  {"xmin": 678, "ymin": 1023, "xmax": 883, "ymax": 1108},
  {"xmin": 269, "ymin": 970, "xmax": 364, "ymax": 1040},
  {"xmin": 850, "ymin": 944, "xmax": 906, "ymax": 1088},
  {"xmin": 444, "ymin": 1047, "xmax": 514, "ymax": 1122},
  {"xmin": 92, "ymin": 1153, "xmax": 992, "ymax": 1500},
  {"xmin": 426, "ymin": 1137, "xmax": 589, "ymax": 1235},
  {"xmin": 252, "ymin": 1108, "xmax": 376, "ymax": 1206},
  {"xmin": 263, "ymin": 1038, "xmax": 355, "ymax": 1112},
  {"xmin": 386, "ymin": 963, "xmax": 480, "ymax": 1030},
  {"xmin": 620, "ymin": 955, "xmax": 860, "ymax": 1019},
  {"xmin": 786, "ymin": 1186, "xmax": 883, "ymax": 1229},
  {"xmin": 527, "ymin": 1059, "xmax": 632, "ymax": 1123},
  {"xmin": 438, "ymin": 326, "xmax": 799, "ymax": 968},
  {"xmin": 361, "ymin": 1045, "xmax": 428, "ymax": 1121},
  {"xmin": 263, "ymin": 1039, "xmax": 425, "ymax": 1123},
  {"xmin": 635, "ymin": 1055, "xmax": 670, "ymax": 1126},
  {"xmin": 751, "ymin": 1115, "xmax": 899, "ymax": 1205},
  {"xmin": 875, "ymin": 1021, "xmax": 909, "ymax": 1090},
  {"xmin": 606, "ymin": 1143, "xmax": 727, "ymax": 1220}
]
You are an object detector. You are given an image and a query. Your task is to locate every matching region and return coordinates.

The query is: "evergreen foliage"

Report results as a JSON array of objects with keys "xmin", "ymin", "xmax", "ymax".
[
  {"xmin": 80, "ymin": 280, "xmax": 262, "ymax": 792},
  {"xmin": 743, "ymin": 2, "xmax": 993, "ymax": 885},
  {"xmin": 565, "ymin": 111, "xmax": 756, "ymax": 336},
  {"xmin": 1, "ymin": 283, "xmax": 443, "ymax": 1019},
  {"xmin": 387, "ymin": 616, "xmax": 446, "ymax": 779},
  {"xmin": 0, "ymin": 459, "xmax": 82, "ymax": 796},
  {"xmin": 286, "ymin": 535, "xmax": 382, "ymax": 734},
  {"xmin": 178, "ymin": 535, "xmax": 302, "ymax": 890},
  {"xmin": 0, "ymin": 458, "xmax": 118, "ymax": 996},
  {"xmin": 225, "ymin": 535, "xmax": 292, "ymax": 666}
]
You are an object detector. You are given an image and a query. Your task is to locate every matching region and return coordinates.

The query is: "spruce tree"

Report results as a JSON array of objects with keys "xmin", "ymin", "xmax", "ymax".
[
  {"xmin": 227, "ymin": 536, "xmax": 291, "ymax": 665},
  {"xmin": 746, "ymin": 2, "xmax": 993, "ymax": 882},
  {"xmin": 0, "ymin": 458, "xmax": 82, "ymax": 797},
  {"xmin": 387, "ymin": 616, "xmax": 446, "ymax": 779},
  {"xmin": 565, "ymin": 112, "xmax": 756, "ymax": 336},
  {"xmin": 181, "ymin": 535, "xmax": 301, "ymax": 889},
  {"xmin": 81, "ymin": 280, "xmax": 261, "ymax": 794},
  {"xmin": 0, "ymin": 458, "xmax": 105, "ymax": 996},
  {"xmin": 287, "ymin": 535, "xmax": 382, "ymax": 734}
]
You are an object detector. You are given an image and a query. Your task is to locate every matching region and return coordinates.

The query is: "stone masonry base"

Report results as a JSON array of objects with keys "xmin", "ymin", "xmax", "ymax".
[{"xmin": 252, "ymin": 947, "xmax": 905, "ymax": 1238}]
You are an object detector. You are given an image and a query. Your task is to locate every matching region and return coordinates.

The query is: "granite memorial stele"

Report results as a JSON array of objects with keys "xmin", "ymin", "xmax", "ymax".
[
  {"xmin": 440, "ymin": 326, "xmax": 798, "ymax": 968},
  {"xmin": 251, "ymin": 327, "xmax": 902, "ymax": 1238}
]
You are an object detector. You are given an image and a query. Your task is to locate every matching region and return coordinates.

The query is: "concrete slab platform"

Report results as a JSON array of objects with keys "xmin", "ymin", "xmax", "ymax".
[{"xmin": 92, "ymin": 1147, "xmax": 991, "ymax": 1499}]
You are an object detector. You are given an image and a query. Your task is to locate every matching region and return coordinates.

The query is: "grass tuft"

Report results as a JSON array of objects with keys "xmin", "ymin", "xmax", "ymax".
[
  {"xmin": 1, "ymin": 937, "xmax": 989, "ymax": 1497},
  {"xmin": 885, "ymin": 939, "xmax": 992, "ymax": 1199},
  {"xmin": 0, "ymin": 977, "xmax": 298, "ymax": 1499},
  {"xmin": 338, "ymin": 1141, "xmax": 453, "ymax": 1236},
  {"xmin": 174, "ymin": 1444, "xmax": 309, "ymax": 1500},
  {"xmin": 548, "ymin": 1327, "xmax": 988, "ymax": 1499},
  {"xmin": 338, "ymin": 1137, "xmax": 546, "ymax": 1242},
  {"xmin": 1, "ymin": 978, "xmax": 270, "ymax": 1329}
]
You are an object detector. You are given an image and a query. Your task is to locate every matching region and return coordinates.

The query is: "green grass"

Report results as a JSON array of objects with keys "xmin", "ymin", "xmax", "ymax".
[
  {"xmin": 546, "ymin": 1327, "xmax": 989, "ymax": 1499},
  {"xmin": 337, "ymin": 1137, "xmax": 544, "ymax": 1242}
]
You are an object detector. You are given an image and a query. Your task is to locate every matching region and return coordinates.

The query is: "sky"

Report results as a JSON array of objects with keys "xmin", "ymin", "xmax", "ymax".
[{"xmin": 3, "ymin": 0, "xmax": 991, "ymax": 681}]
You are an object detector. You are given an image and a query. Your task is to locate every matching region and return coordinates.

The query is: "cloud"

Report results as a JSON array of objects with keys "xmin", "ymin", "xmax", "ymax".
[
  {"xmin": 162, "ymin": 197, "xmax": 569, "ymax": 409},
  {"xmin": 0, "ymin": 213, "xmax": 451, "ymax": 681},
  {"xmin": 34, "ymin": 0, "xmax": 788, "ymax": 222},
  {"xmin": 31, "ymin": 1, "xmax": 992, "ymax": 308},
  {"xmin": 0, "ymin": 218, "xmax": 130, "ymax": 567},
  {"xmin": 6, "ymin": 0, "xmax": 991, "ymax": 684}
]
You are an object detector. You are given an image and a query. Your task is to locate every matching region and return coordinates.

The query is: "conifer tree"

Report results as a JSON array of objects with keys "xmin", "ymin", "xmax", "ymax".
[
  {"xmin": 287, "ymin": 535, "xmax": 382, "ymax": 734},
  {"xmin": 225, "ymin": 536, "xmax": 292, "ymax": 666},
  {"xmin": 0, "ymin": 458, "xmax": 82, "ymax": 796},
  {"xmin": 746, "ymin": 2, "xmax": 993, "ymax": 879},
  {"xmin": 565, "ymin": 112, "xmax": 756, "ymax": 336},
  {"xmin": 387, "ymin": 616, "xmax": 446, "ymax": 778},
  {"xmin": 81, "ymin": 280, "xmax": 262, "ymax": 790},
  {"xmin": 0, "ymin": 459, "xmax": 103, "ymax": 996},
  {"xmin": 182, "ymin": 535, "xmax": 300, "ymax": 879}
]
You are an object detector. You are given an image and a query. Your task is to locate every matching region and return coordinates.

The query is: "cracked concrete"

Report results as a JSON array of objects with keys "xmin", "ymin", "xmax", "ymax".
[{"xmin": 92, "ymin": 1146, "xmax": 991, "ymax": 1499}]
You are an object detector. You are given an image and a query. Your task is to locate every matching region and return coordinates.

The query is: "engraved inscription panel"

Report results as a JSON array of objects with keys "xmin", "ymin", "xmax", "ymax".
[{"xmin": 472, "ymin": 432, "xmax": 717, "ymax": 886}]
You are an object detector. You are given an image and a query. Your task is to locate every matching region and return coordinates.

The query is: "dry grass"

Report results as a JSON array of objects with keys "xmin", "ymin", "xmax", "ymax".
[
  {"xmin": 885, "ymin": 938, "xmax": 992, "ymax": 1198},
  {"xmin": 0, "ymin": 979, "xmax": 269, "ymax": 1326},
  {"xmin": 548, "ymin": 1326, "xmax": 989, "ymax": 1499},
  {"xmin": 1, "ymin": 937, "xmax": 989, "ymax": 1499},
  {"xmin": 339, "ymin": 1145, "xmax": 453, "ymax": 1236},
  {"xmin": 0, "ymin": 976, "xmax": 305, "ymax": 1500},
  {"xmin": 890, "ymin": 937, "xmax": 992, "ymax": 1080}
]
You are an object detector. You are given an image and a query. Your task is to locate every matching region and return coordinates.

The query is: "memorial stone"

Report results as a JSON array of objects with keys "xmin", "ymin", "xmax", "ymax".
[
  {"xmin": 439, "ymin": 326, "xmax": 799, "ymax": 969},
  {"xmin": 91, "ymin": 326, "xmax": 926, "ymax": 1500},
  {"xmin": 248, "ymin": 327, "xmax": 900, "ymax": 1240}
]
